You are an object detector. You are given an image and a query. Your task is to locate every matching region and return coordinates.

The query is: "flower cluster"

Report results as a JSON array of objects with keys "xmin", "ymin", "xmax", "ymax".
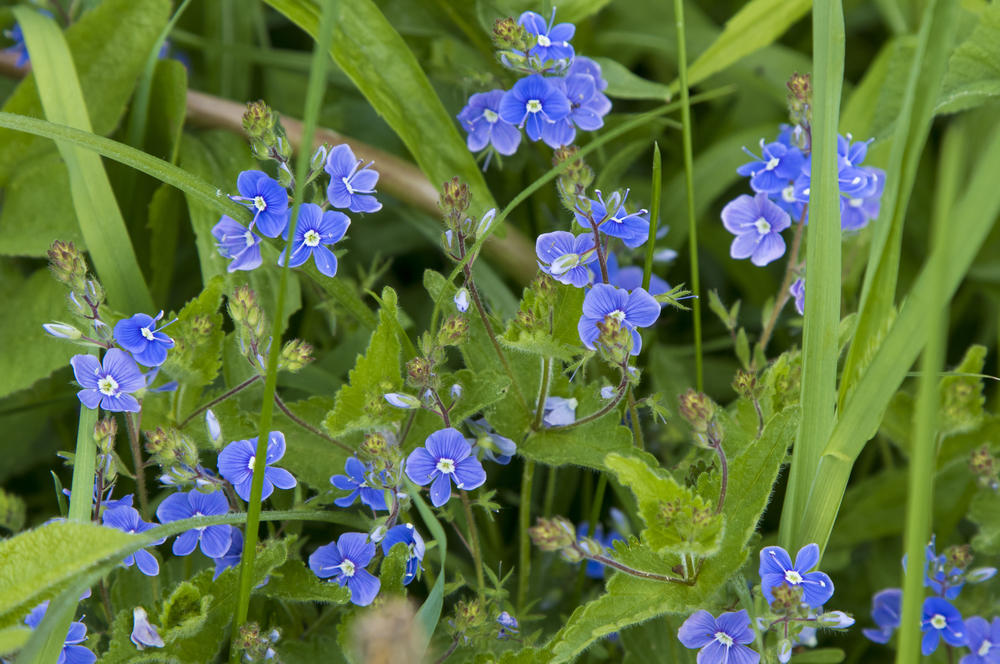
[
  {"xmin": 212, "ymin": 140, "xmax": 379, "ymax": 275},
  {"xmin": 864, "ymin": 536, "xmax": 998, "ymax": 659},
  {"xmin": 457, "ymin": 10, "xmax": 611, "ymax": 160}
]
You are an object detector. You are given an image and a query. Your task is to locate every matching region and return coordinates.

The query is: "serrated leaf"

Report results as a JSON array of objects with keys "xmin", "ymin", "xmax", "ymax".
[
  {"xmin": 605, "ymin": 454, "xmax": 723, "ymax": 557},
  {"xmin": 938, "ymin": 3, "xmax": 1000, "ymax": 114},
  {"xmin": 0, "ymin": 521, "xmax": 135, "ymax": 629},
  {"xmin": 323, "ymin": 287, "xmax": 404, "ymax": 438},
  {"xmin": 591, "ymin": 57, "xmax": 670, "ymax": 101},
  {"xmin": 939, "ymin": 344, "xmax": 987, "ymax": 436},
  {"xmin": 0, "ymin": 490, "xmax": 26, "ymax": 534},
  {"xmin": 378, "ymin": 542, "xmax": 411, "ymax": 598},
  {"xmin": 970, "ymin": 488, "xmax": 1000, "ymax": 555},
  {"xmin": 0, "ymin": 625, "xmax": 31, "ymax": 658},
  {"xmin": 501, "ymin": 281, "xmax": 585, "ymax": 362},
  {"xmin": 161, "ymin": 276, "xmax": 226, "ymax": 388},
  {"xmin": 258, "ymin": 559, "xmax": 351, "ymax": 604}
]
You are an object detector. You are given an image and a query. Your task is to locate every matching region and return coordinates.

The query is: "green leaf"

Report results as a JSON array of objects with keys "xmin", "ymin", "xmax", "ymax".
[
  {"xmin": 0, "ymin": 267, "xmax": 76, "ymax": 400},
  {"xmin": 683, "ymin": 0, "xmax": 810, "ymax": 89},
  {"xmin": 0, "ymin": 626, "xmax": 30, "ymax": 658},
  {"xmin": 258, "ymin": 559, "xmax": 351, "ymax": 604},
  {"xmin": 14, "ymin": 8, "xmax": 155, "ymax": 313},
  {"xmin": 379, "ymin": 542, "xmax": 411, "ymax": 598},
  {"xmin": 475, "ymin": 0, "xmax": 612, "ymax": 26},
  {"xmin": 501, "ymin": 281, "xmax": 586, "ymax": 362},
  {"xmin": 0, "ymin": 520, "xmax": 135, "ymax": 629},
  {"xmin": 969, "ymin": 488, "xmax": 1000, "ymax": 555},
  {"xmin": 162, "ymin": 276, "xmax": 226, "ymax": 389},
  {"xmin": 0, "ymin": 152, "xmax": 80, "ymax": 257},
  {"xmin": 0, "ymin": 489, "xmax": 26, "ymax": 534},
  {"xmin": 520, "ymin": 402, "xmax": 633, "ymax": 471},
  {"xmin": 938, "ymin": 3, "xmax": 1000, "ymax": 114},
  {"xmin": 592, "ymin": 57, "xmax": 671, "ymax": 101},
  {"xmin": 605, "ymin": 454, "xmax": 723, "ymax": 557},
  {"xmin": 939, "ymin": 345, "xmax": 987, "ymax": 436},
  {"xmin": 323, "ymin": 287, "xmax": 404, "ymax": 438},
  {"xmin": 546, "ymin": 407, "xmax": 798, "ymax": 662}
]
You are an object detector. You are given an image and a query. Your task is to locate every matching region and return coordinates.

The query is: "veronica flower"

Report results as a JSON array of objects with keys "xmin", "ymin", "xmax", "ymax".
[
  {"xmin": 498, "ymin": 74, "xmax": 571, "ymax": 142},
  {"xmin": 576, "ymin": 523, "xmax": 625, "ymax": 579},
  {"xmin": 405, "ymin": 428, "xmax": 487, "ymax": 507},
  {"xmin": 102, "ymin": 506, "xmax": 164, "ymax": 576},
  {"xmin": 737, "ymin": 140, "xmax": 804, "ymax": 194},
  {"xmin": 213, "ymin": 528, "xmax": 243, "ymax": 580},
  {"xmin": 961, "ymin": 616, "xmax": 1000, "ymax": 664},
  {"xmin": 309, "ymin": 532, "xmax": 380, "ymax": 606},
  {"xmin": 71, "ymin": 349, "xmax": 146, "ymax": 413},
  {"xmin": 576, "ymin": 190, "xmax": 651, "ymax": 249},
  {"xmin": 862, "ymin": 588, "xmax": 902, "ymax": 644},
  {"xmin": 325, "ymin": 144, "xmax": 382, "ymax": 213},
  {"xmin": 381, "ymin": 523, "xmax": 425, "ymax": 585},
  {"xmin": 578, "ymin": 284, "xmax": 660, "ymax": 355},
  {"xmin": 331, "ymin": 457, "xmax": 388, "ymax": 511},
  {"xmin": 130, "ymin": 607, "xmax": 164, "ymax": 650},
  {"xmin": 602, "ymin": 253, "xmax": 670, "ymax": 297},
  {"xmin": 543, "ymin": 396, "xmax": 578, "ymax": 426},
  {"xmin": 839, "ymin": 167, "xmax": 885, "ymax": 231},
  {"xmin": 678, "ymin": 609, "xmax": 759, "ymax": 664},
  {"xmin": 113, "ymin": 311, "xmax": 175, "ymax": 367},
  {"xmin": 24, "ymin": 602, "xmax": 96, "ymax": 664},
  {"xmin": 536, "ymin": 230, "xmax": 596, "ymax": 288},
  {"xmin": 790, "ymin": 278, "xmax": 805, "ymax": 315},
  {"xmin": 759, "ymin": 544, "xmax": 834, "ymax": 609},
  {"xmin": 497, "ymin": 612, "xmax": 520, "ymax": 639},
  {"xmin": 467, "ymin": 418, "xmax": 517, "ymax": 465},
  {"xmin": 518, "ymin": 9, "xmax": 575, "ymax": 63},
  {"xmin": 921, "ymin": 597, "xmax": 965, "ymax": 655},
  {"xmin": 232, "ymin": 170, "xmax": 288, "ymax": 237},
  {"xmin": 541, "ymin": 73, "xmax": 610, "ymax": 148},
  {"xmin": 218, "ymin": 431, "xmax": 297, "ymax": 502},
  {"xmin": 277, "ymin": 203, "xmax": 350, "ymax": 278},
  {"xmin": 457, "ymin": 90, "xmax": 521, "ymax": 156},
  {"xmin": 212, "ymin": 216, "xmax": 262, "ymax": 272},
  {"xmin": 721, "ymin": 193, "xmax": 791, "ymax": 267},
  {"xmin": 155, "ymin": 489, "xmax": 233, "ymax": 558}
]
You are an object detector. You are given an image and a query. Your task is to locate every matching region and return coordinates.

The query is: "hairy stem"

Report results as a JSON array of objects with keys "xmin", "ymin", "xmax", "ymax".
[
  {"xmin": 460, "ymin": 490, "xmax": 486, "ymax": 599},
  {"xmin": 273, "ymin": 392, "xmax": 352, "ymax": 453},
  {"xmin": 756, "ymin": 206, "xmax": 808, "ymax": 363},
  {"xmin": 517, "ymin": 459, "xmax": 535, "ymax": 613},
  {"xmin": 177, "ymin": 375, "xmax": 262, "ymax": 429},
  {"xmin": 124, "ymin": 411, "xmax": 150, "ymax": 519}
]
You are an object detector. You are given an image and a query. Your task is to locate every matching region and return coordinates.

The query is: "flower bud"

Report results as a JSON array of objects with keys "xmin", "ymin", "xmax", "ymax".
[
  {"xmin": 945, "ymin": 544, "xmax": 973, "ymax": 570},
  {"xmin": 453, "ymin": 598, "xmax": 486, "ymax": 632},
  {"xmin": 131, "ymin": 607, "xmax": 165, "ymax": 650},
  {"xmin": 47, "ymin": 240, "xmax": 88, "ymax": 290},
  {"xmin": 967, "ymin": 566, "xmax": 998, "ymax": 584},
  {"xmin": 242, "ymin": 100, "xmax": 276, "ymax": 141},
  {"xmin": 596, "ymin": 315, "xmax": 632, "ymax": 365},
  {"xmin": 770, "ymin": 582, "xmax": 805, "ymax": 612},
  {"xmin": 437, "ymin": 315, "xmax": 469, "ymax": 347},
  {"xmin": 817, "ymin": 610, "xmax": 855, "ymax": 629},
  {"xmin": 384, "ymin": 393, "xmax": 421, "ymax": 409},
  {"xmin": 94, "ymin": 417, "xmax": 118, "ymax": 454},
  {"xmin": 450, "ymin": 383, "xmax": 463, "ymax": 401},
  {"xmin": 406, "ymin": 357, "xmax": 435, "ymax": 389},
  {"xmin": 279, "ymin": 339, "xmax": 314, "ymax": 372},
  {"xmin": 43, "ymin": 322, "xmax": 82, "ymax": 340},
  {"xmin": 439, "ymin": 177, "xmax": 471, "ymax": 228},
  {"xmin": 454, "ymin": 288, "xmax": 470, "ymax": 313},
  {"xmin": 678, "ymin": 389, "xmax": 716, "ymax": 434},
  {"xmin": 474, "ymin": 208, "xmax": 497, "ymax": 237},
  {"xmin": 777, "ymin": 638, "xmax": 792, "ymax": 663},
  {"xmin": 600, "ymin": 385, "xmax": 617, "ymax": 400},
  {"xmin": 528, "ymin": 516, "xmax": 577, "ymax": 552},
  {"xmin": 491, "ymin": 17, "xmax": 531, "ymax": 52},
  {"xmin": 311, "ymin": 144, "xmax": 329, "ymax": 171},
  {"xmin": 205, "ymin": 409, "xmax": 222, "ymax": 444}
]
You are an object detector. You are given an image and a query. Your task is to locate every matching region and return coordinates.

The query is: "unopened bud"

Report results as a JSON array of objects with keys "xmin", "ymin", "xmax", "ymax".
[
  {"xmin": 279, "ymin": 339, "xmax": 314, "ymax": 372},
  {"xmin": 437, "ymin": 315, "xmax": 469, "ymax": 346},
  {"xmin": 596, "ymin": 315, "xmax": 632, "ymax": 364},
  {"xmin": 405, "ymin": 357, "xmax": 435, "ymax": 389},
  {"xmin": 454, "ymin": 288, "xmax": 470, "ymax": 313},
  {"xmin": 491, "ymin": 17, "xmax": 530, "ymax": 52},
  {"xmin": 450, "ymin": 383, "xmax": 463, "ymax": 401},
  {"xmin": 678, "ymin": 389, "xmax": 716, "ymax": 434},
  {"xmin": 967, "ymin": 567, "xmax": 998, "ymax": 584},
  {"xmin": 528, "ymin": 516, "xmax": 577, "ymax": 552},
  {"xmin": 205, "ymin": 409, "xmax": 222, "ymax": 444},
  {"xmin": 94, "ymin": 417, "xmax": 118, "ymax": 454},
  {"xmin": 474, "ymin": 208, "xmax": 497, "ymax": 237},
  {"xmin": 817, "ymin": 610, "xmax": 855, "ymax": 629},
  {"xmin": 131, "ymin": 607, "xmax": 165, "ymax": 650},
  {"xmin": 770, "ymin": 582, "xmax": 804, "ymax": 611},
  {"xmin": 242, "ymin": 101, "xmax": 276, "ymax": 141},
  {"xmin": 453, "ymin": 598, "xmax": 486, "ymax": 632},
  {"xmin": 945, "ymin": 544, "xmax": 973, "ymax": 570},
  {"xmin": 47, "ymin": 240, "xmax": 88, "ymax": 289},
  {"xmin": 732, "ymin": 370, "xmax": 757, "ymax": 399},
  {"xmin": 43, "ymin": 322, "xmax": 82, "ymax": 340},
  {"xmin": 439, "ymin": 177, "xmax": 471, "ymax": 228},
  {"xmin": 384, "ymin": 393, "xmax": 420, "ymax": 409}
]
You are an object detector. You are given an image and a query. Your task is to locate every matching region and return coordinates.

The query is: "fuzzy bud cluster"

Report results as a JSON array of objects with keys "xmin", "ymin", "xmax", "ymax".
[
  {"xmin": 529, "ymin": 516, "xmax": 577, "ymax": 553},
  {"xmin": 554, "ymin": 146, "xmax": 594, "ymax": 212},
  {"xmin": 242, "ymin": 100, "xmax": 292, "ymax": 164},
  {"xmin": 279, "ymin": 339, "xmax": 314, "ymax": 373}
]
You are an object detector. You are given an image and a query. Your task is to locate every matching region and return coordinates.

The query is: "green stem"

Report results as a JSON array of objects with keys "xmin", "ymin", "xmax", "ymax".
[
  {"xmin": 642, "ymin": 142, "xmax": 662, "ymax": 291},
  {"xmin": 460, "ymin": 490, "xmax": 486, "ymax": 599},
  {"xmin": 517, "ymin": 459, "xmax": 535, "ymax": 612},
  {"xmin": 542, "ymin": 466, "xmax": 557, "ymax": 516},
  {"xmin": 124, "ymin": 410, "xmax": 150, "ymax": 520},
  {"xmin": 177, "ymin": 375, "xmax": 262, "ymax": 429},
  {"xmin": 67, "ymin": 354, "xmax": 99, "ymax": 524},
  {"xmin": 532, "ymin": 357, "xmax": 553, "ymax": 430},
  {"xmin": 626, "ymin": 387, "xmax": 644, "ymax": 450},
  {"xmin": 672, "ymin": 0, "xmax": 703, "ymax": 391},
  {"xmin": 273, "ymin": 392, "xmax": 352, "ymax": 453},
  {"xmin": 232, "ymin": 0, "xmax": 336, "ymax": 651}
]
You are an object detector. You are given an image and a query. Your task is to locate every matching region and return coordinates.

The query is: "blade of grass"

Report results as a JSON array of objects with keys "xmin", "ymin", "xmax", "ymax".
[
  {"xmin": 642, "ymin": 143, "xmax": 662, "ymax": 293},
  {"xmin": 672, "ymin": 0, "xmax": 703, "ymax": 391},
  {"xmin": 409, "ymin": 482, "xmax": 449, "ymax": 657},
  {"xmin": 777, "ymin": 0, "xmax": 845, "ymax": 550},
  {"xmin": 231, "ymin": 0, "xmax": 336, "ymax": 650},
  {"xmin": 837, "ymin": 0, "xmax": 957, "ymax": 408},
  {"xmin": 14, "ymin": 8, "xmax": 152, "ymax": 314},
  {"xmin": 894, "ymin": 108, "xmax": 959, "ymax": 664},
  {"xmin": 797, "ymin": 119, "xmax": 1000, "ymax": 553}
]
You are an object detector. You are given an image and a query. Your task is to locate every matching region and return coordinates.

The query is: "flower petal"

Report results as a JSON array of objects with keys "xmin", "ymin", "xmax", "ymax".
[
  {"xmin": 677, "ymin": 610, "xmax": 717, "ymax": 649},
  {"xmin": 266, "ymin": 466, "xmax": 297, "ymax": 491},
  {"xmin": 405, "ymin": 447, "xmax": 438, "ymax": 486},
  {"xmin": 346, "ymin": 569, "xmax": 381, "ymax": 607},
  {"xmin": 429, "ymin": 473, "xmax": 452, "ymax": 507},
  {"xmin": 453, "ymin": 457, "xmax": 487, "ymax": 491},
  {"xmin": 200, "ymin": 524, "xmax": 234, "ymax": 558},
  {"xmin": 156, "ymin": 492, "xmax": 193, "ymax": 523},
  {"xmin": 172, "ymin": 529, "xmax": 199, "ymax": 557}
]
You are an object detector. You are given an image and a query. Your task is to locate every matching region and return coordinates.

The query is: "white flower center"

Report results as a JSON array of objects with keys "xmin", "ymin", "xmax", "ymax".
[
  {"xmin": 931, "ymin": 614, "xmax": 947, "ymax": 630},
  {"xmin": 483, "ymin": 108, "xmax": 499, "ymax": 124},
  {"xmin": 849, "ymin": 197, "xmax": 864, "ymax": 208},
  {"xmin": 304, "ymin": 230, "xmax": 322, "ymax": 247},
  {"xmin": 765, "ymin": 156, "xmax": 780, "ymax": 170},
  {"xmin": 98, "ymin": 376, "xmax": 119, "ymax": 396},
  {"xmin": 714, "ymin": 631, "xmax": 734, "ymax": 647},
  {"xmin": 342, "ymin": 176, "xmax": 355, "ymax": 194},
  {"xmin": 526, "ymin": 99, "xmax": 543, "ymax": 113},
  {"xmin": 782, "ymin": 185, "xmax": 796, "ymax": 202},
  {"xmin": 247, "ymin": 455, "xmax": 257, "ymax": 471},
  {"xmin": 979, "ymin": 640, "xmax": 993, "ymax": 656},
  {"xmin": 243, "ymin": 231, "xmax": 255, "ymax": 247},
  {"xmin": 608, "ymin": 309, "xmax": 626, "ymax": 323},
  {"xmin": 784, "ymin": 570, "xmax": 803, "ymax": 584},
  {"xmin": 802, "ymin": 187, "xmax": 811, "ymax": 196},
  {"xmin": 754, "ymin": 217, "xmax": 772, "ymax": 234},
  {"xmin": 253, "ymin": 195, "xmax": 267, "ymax": 212},
  {"xmin": 537, "ymin": 34, "xmax": 551, "ymax": 47},
  {"xmin": 436, "ymin": 458, "xmax": 456, "ymax": 474},
  {"xmin": 141, "ymin": 326, "xmax": 155, "ymax": 341},
  {"xmin": 338, "ymin": 559, "xmax": 356, "ymax": 577}
]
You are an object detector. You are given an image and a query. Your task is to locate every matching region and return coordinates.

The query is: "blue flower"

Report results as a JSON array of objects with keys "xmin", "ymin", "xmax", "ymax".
[
  {"xmin": 839, "ymin": 167, "xmax": 885, "ymax": 231},
  {"xmin": 233, "ymin": 170, "xmax": 288, "ymax": 238},
  {"xmin": 678, "ymin": 609, "xmax": 759, "ymax": 664},
  {"xmin": 541, "ymin": 72, "xmax": 611, "ymax": 148},
  {"xmin": 70, "ymin": 349, "xmax": 146, "ymax": 413},
  {"xmin": 518, "ymin": 10, "xmax": 575, "ymax": 64},
  {"xmin": 923, "ymin": 536, "xmax": 965, "ymax": 599},
  {"xmin": 405, "ymin": 428, "xmax": 487, "ymax": 507},
  {"xmin": 24, "ymin": 602, "xmax": 95, "ymax": 664},
  {"xmin": 961, "ymin": 616, "xmax": 1000, "ymax": 664},
  {"xmin": 759, "ymin": 543, "xmax": 834, "ymax": 608},
  {"xmin": 218, "ymin": 431, "xmax": 297, "ymax": 502},
  {"xmin": 211, "ymin": 216, "xmax": 262, "ymax": 272},
  {"xmin": 737, "ymin": 140, "xmax": 805, "ymax": 194},
  {"xmin": 543, "ymin": 396, "xmax": 578, "ymax": 427},
  {"xmin": 467, "ymin": 418, "xmax": 517, "ymax": 465},
  {"xmin": 277, "ymin": 203, "xmax": 350, "ymax": 278},
  {"xmin": 721, "ymin": 193, "xmax": 791, "ymax": 266},
  {"xmin": 576, "ymin": 190, "xmax": 650, "ymax": 249},
  {"xmin": 130, "ymin": 607, "xmax": 164, "ymax": 650},
  {"xmin": 381, "ymin": 523, "xmax": 425, "ymax": 585},
  {"xmin": 457, "ymin": 90, "xmax": 522, "ymax": 156},
  {"xmin": 213, "ymin": 528, "xmax": 243, "ymax": 580},
  {"xmin": 862, "ymin": 588, "xmax": 902, "ymax": 644},
  {"xmin": 498, "ymin": 75, "xmax": 571, "ymax": 143},
  {"xmin": 102, "ymin": 506, "xmax": 164, "ymax": 576},
  {"xmin": 4, "ymin": 23, "xmax": 29, "ymax": 68},
  {"xmin": 576, "ymin": 523, "xmax": 625, "ymax": 579},
  {"xmin": 921, "ymin": 596, "xmax": 965, "ymax": 655},
  {"xmin": 790, "ymin": 278, "xmax": 805, "ymax": 315},
  {"xmin": 578, "ymin": 283, "xmax": 661, "ymax": 355},
  {"xmin": 155, "ymin": 489, "xmax": 233, "ymax": 558},
  {"xmin": 331, "ymin": 457, "xmax": 388, "ymax": 511},
  {"xmin": 325, "ymin": 144, "xmax": 382, "ymax": 213},
  {"xmin": 497, "ymin": 611, "xmax": 520, "ymax": 639},
  {"xmin": 113, "ymin": 311, "xmax": 175, "ymax": 367},
  {"xmin": 309, "ymin": 532, "xmax": 380, "ymax": 606},
  {"xmin": 603, "ymin": 253, "xmax": 670, "ymax": 297},
  {"xmin": 536, "ymin": 231, "xmax": 596, "ymax": 288}
]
